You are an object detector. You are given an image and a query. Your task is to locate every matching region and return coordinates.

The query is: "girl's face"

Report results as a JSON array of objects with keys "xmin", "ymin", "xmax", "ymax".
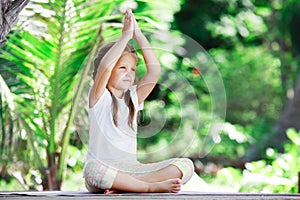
[{"xmin": 108, "ymin": 52, "xmax": 137, "ymax": 95}]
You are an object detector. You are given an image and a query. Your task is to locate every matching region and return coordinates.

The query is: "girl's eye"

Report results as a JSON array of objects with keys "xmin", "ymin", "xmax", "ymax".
[
  {"xmin": 131, "ymin": 68, "xmax": 136, "ymax": 72},
  {"xmin": 120, "ymin": 66, "xmax": 126, "ymax": 69}
]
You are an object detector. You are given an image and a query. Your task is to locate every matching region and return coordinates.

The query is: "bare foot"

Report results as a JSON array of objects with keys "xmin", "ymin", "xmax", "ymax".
[
  {"xmin": 104, "ymin": 189, "xmax": 121, "ymax": 194},
  {"xmin": 149, "ymin": 178, "xmax": 182, "ymax": 193}
]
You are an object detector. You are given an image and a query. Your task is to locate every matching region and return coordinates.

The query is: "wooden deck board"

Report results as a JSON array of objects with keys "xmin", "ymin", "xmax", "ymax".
[{"xmin": 1, "ymin": 191, "xmax": 300, "ymax": 200}]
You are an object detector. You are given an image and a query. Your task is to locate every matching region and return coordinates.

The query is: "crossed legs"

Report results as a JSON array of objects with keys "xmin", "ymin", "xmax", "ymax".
[
  {"xmin": 111, "ymin": 166, "xmax": 182, "ymax": 193},
  {"xmin": 84, "ymin": 158, "xmax": 194, "ymax": 193}
]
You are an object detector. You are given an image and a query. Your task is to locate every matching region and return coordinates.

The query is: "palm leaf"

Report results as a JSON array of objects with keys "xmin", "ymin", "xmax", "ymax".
[{"xmin": 1, "ymin": 0, "xmax": 183, "ymax": 189}]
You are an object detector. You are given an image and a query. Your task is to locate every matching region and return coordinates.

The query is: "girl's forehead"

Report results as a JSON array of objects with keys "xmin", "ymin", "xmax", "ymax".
[{"xmin": 120, "ymin": 52, "xmax": 138, "ymax": 62}]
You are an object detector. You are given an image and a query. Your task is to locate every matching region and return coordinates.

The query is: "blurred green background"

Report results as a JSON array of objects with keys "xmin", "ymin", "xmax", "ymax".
[{"xmin": 0, "ymin": 0, "xmax": 299, "ymax": 193}]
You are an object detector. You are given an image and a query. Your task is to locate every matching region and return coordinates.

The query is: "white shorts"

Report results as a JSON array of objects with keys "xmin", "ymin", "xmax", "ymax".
[{"xmin": 83, "ymin": 158, "xmax": 194, "ymax": 192}]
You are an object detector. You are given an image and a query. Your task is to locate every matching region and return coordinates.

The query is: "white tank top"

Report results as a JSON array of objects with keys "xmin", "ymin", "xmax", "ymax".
[{"xmin": 85, "ymin": 85, "xmax": 143, "ymax": 165}]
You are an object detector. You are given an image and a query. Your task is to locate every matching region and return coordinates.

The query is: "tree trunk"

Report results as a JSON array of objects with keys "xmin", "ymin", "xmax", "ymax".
[
  {"xmin": 245, "ymin": 4, "xmax": 300, "ymax": 161},
  {"xmin": 42, "ymin": 152, "xmax": 61, "ymax": 190},
  {"xmin": 245, "ymin": 73, "xmax": 300, "ymax": 161},
  {"xmin": 274, "ymin": 74, "xmax": 300, "ymax": 143},
  {"xmin": 272, "ymin": 5, "xmax": 300, "ymax": 151},
  {"xmin": 0, "ymin": 0, "xmax": 29, "ymax": 47}
]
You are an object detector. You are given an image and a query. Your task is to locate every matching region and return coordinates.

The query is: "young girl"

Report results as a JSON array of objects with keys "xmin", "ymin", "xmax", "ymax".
[{"xmin": 83, "ymin": 8, "xmax": 194, "ymax": 194}]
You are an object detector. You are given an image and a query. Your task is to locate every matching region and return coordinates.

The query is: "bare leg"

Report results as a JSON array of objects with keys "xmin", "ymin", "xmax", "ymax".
[
  {"xmin": 108, "ymin": 171, "xmax": 182, "ymax": 193},
  {"xmin": 135, "ymin": 164, "xmax": 183, "ymax": 183}
]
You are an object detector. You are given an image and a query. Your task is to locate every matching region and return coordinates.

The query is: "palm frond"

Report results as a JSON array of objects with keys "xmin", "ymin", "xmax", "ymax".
[{"xmin": 1, "ymin": 0, "xmax": 183, "ymax": 189}]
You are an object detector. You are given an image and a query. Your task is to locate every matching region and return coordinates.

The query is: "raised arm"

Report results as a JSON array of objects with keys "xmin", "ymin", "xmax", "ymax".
[
  {"xmin": 131, "ymin": 12, "xmax": 161, "ymax": 105},
  {"xmin": 89, "ymin": 9, "xmax": 133, "ymax": 108}
]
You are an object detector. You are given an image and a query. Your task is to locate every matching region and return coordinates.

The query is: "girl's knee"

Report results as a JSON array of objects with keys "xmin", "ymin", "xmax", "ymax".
[
  {"xmin": 181, "ymin": 158, "xmax": 194, "ymax": 171},
  {"xmin": 84, "ymin": 160, "xmax": 118, "ymax": 192},
  {"xmin": 174, "ymin": 158, "xmax": 194, "ymax": 184}
]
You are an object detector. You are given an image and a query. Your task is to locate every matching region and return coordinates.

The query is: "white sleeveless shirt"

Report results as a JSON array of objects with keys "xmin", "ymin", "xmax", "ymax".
[{"xmin": 85, "ymin": 86, "xmax": 143, "ymax": 165}]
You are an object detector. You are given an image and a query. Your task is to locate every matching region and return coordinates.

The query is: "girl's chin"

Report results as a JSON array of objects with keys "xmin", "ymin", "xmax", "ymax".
[
  {"xmin": 114, "ymin": 82, "xmax": 132, "ymax": 91},
  {"xmin": 117, "ymin": 86, "xmax": 131, "ymax": 91}
]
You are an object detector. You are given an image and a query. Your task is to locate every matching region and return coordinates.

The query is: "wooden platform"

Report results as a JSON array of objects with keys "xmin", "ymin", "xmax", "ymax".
[{"xmin": 1, "ymin": 191, "xmax": 300, "ymax": 200}]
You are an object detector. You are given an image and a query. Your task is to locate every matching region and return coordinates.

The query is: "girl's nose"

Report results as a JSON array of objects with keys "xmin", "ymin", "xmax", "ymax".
[{"xmin": 126, "ymin": 71, "xmax": 134, "ymax": 78}]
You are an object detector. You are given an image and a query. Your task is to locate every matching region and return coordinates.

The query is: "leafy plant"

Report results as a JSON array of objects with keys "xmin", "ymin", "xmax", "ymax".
[
  {"xmin": 210, "ymin": 128, "xmax": 300, "ymax": 193},
  {"xmin": 0, "ymin": 0, "xmax": 183, "ymax": 190}
]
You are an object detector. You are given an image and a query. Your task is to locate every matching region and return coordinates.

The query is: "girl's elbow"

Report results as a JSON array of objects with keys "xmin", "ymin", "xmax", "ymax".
[
  {"xmin": 146, "ymin": 63, "xmax": 161, "ymax": 77},
  {"xmin": 155, "ymin": 64, "xmax": 162, "ymax": 76},
  {"xmin": 153, "ymin": 67, "xmax": 161, "ymax": 78}
]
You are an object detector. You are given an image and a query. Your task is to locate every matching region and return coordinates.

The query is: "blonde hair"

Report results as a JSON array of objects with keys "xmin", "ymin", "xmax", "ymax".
[{"xmin": 93, "ymin": 42, "xmax": 138, "ymax": 129}]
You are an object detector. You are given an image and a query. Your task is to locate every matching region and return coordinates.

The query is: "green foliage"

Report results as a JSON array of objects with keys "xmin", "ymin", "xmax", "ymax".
[
  {"xmin": 209, "ymin": 129, "xmax": 300, "ymax": 193},
  {"xmin": 174, "ymin": 0, "xmax": 271, "ymax": 49},
  {"xmin": 66, "ymin": 145, "xmax": 85, "ymax": 172},
  {"xmin": 208, "ymin": 122, "xmax": 253, "ymax": 160},
  {"xmin": 0, "ymin": 0, "xmax": 183, "ymax": 190},
  {"xmin": 172, "ymin": 0, "xmax": 300, "ymax": 163},
  {"xmin": 0, "ymin": 179, "xmax": 24, "ymax": 191},
  {"xmin": 1, "ymin": 0, "xmax": 300, "ymax": 192},
  {"xmin": 210, "ymin": 46, "xmax": 282, "ymax": 125},
  {"xmin": 0, "ymin": 0, "xmax": 125, "ymax": 189}
]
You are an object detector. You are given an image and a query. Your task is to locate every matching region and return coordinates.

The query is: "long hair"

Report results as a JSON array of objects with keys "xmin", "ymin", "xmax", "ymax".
[{"xmin": 93, "ymin": 41, "xmax": 137, "ymax": 129}]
